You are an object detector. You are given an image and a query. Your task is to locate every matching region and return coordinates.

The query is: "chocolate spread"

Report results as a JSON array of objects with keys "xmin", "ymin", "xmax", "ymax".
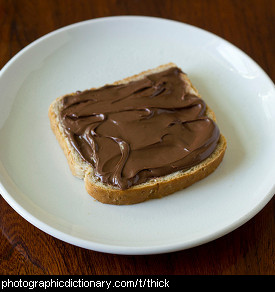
[{"xmin": 60, "ymin": 67, "xmax": 220, "ymax": 189}]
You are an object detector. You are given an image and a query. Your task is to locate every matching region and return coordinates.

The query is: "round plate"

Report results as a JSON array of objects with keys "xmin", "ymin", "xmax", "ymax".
[{"xmin": 0, "ymin": 16, "xmax": 274, "ymax": 255}]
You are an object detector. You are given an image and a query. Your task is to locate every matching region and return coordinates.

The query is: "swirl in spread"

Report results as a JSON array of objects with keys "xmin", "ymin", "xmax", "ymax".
[{"xmin": 60, "ymin": 67, "xmax": 220, "ymax": 189}]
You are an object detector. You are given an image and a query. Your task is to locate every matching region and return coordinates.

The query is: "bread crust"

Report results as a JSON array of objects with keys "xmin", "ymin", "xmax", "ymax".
[{"xmin": 49, "ymin": 63, "xmax": 226, "ymax": 205}]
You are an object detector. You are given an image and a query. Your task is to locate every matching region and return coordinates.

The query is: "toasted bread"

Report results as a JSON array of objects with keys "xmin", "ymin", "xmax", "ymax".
[{"xmin": 49, "ymin": 63, "xmax": 226, "ymax": 205}]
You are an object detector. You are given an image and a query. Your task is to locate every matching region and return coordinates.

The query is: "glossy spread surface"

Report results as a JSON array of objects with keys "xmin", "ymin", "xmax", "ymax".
[{"xmin": 60, "ymin": 67, "xmax": 220, "ymax": 189}]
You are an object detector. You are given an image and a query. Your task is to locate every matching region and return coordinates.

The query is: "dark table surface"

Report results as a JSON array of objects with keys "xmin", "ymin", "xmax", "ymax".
[{"xmin": 0, "ymin": 0, "xmax": 274, "ymax": 275}]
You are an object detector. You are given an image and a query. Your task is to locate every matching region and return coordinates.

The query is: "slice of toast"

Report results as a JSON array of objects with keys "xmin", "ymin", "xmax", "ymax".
[{"xmin": 49, "ymin": 63, "xmax": 226, "ymax": 205}]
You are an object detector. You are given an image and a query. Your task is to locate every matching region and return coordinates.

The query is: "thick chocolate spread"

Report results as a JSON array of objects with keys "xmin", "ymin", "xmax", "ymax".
[{"xmin": 60, "ymin": 67, "xmax": 220, "ymax": 189}]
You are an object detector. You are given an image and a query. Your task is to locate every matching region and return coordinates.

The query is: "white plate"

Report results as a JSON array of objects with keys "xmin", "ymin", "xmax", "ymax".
[{"xmin": 0, "ymin": 16, "xmax": 274, "ymax": 255}]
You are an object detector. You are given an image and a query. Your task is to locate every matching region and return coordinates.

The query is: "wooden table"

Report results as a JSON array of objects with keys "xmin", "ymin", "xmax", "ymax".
[{"xmin": 0, "ymin": 0, "xmax": 274, "ymax": 275}]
